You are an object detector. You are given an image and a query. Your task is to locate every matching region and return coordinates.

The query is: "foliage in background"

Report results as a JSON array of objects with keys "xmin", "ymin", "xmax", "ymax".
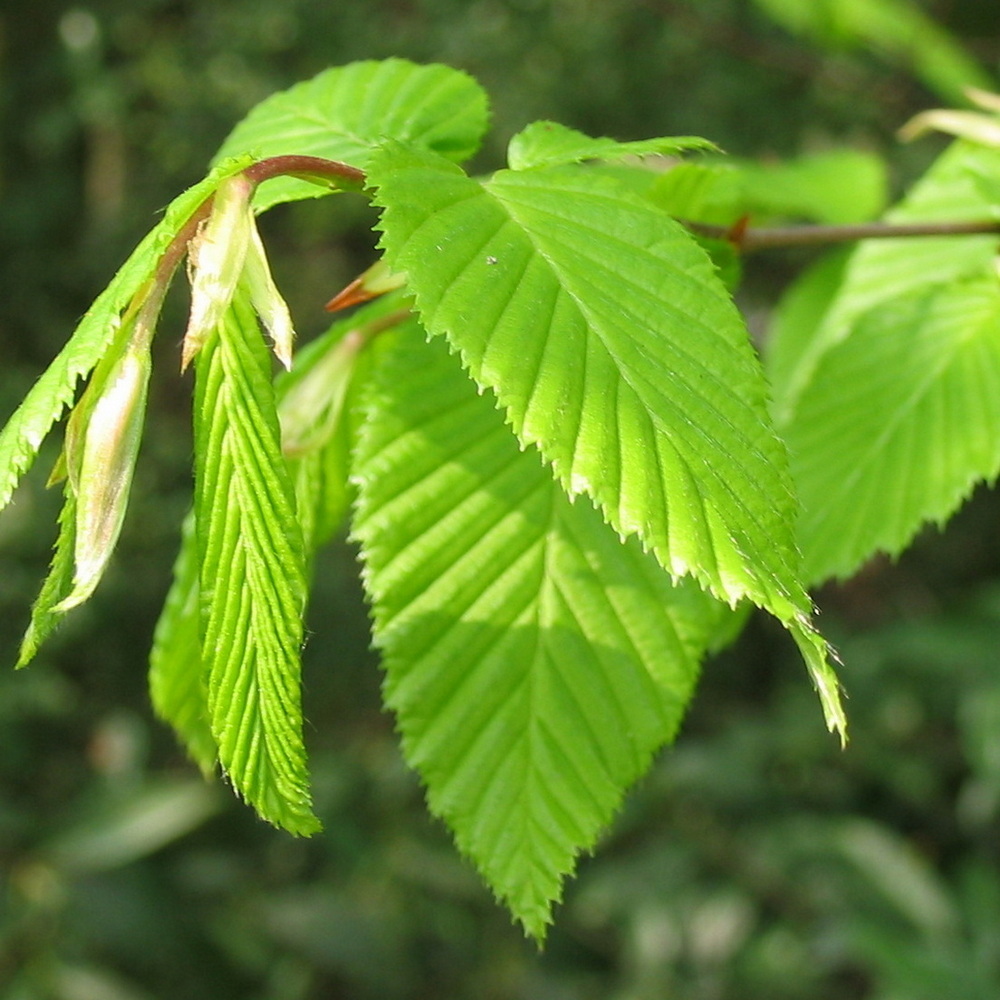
[{"xmin": 1, "ymin": 1, "xmax": 1000, "ymax": 998}]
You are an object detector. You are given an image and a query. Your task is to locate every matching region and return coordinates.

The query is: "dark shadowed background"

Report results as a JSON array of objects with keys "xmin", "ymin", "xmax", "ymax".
[{"xmin": 2, "ymin": 2, "xmax": 1000, "ymax": 997}]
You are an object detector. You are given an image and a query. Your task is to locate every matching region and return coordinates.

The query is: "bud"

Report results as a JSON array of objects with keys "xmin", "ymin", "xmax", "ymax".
[
  {"xmin": 182, "ymin": 173, "xmax": 254, "ymax": 371},
  {"xmin": 241, "ymin": 219, "xmax": 296, "ymax": 370},
  {"xmin": 55, "ymin": 331, "xmax": 152, "ymax": 611},
  {"xmin": 324, "ymin": 259, "xmax": 407, "ymax": 312},
  {"xmin": 899, "ymin": 109, "xmax": 1000, "ymax": 147}
]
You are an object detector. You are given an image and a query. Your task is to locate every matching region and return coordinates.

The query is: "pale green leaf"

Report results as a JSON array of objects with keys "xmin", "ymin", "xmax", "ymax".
[
  {"xmin": 353, "ymin": 327, "xmax": 736, "ymax": 938},
  {"xmin": 277, "ymin": 295, "xmax": 407, "ymax": 552},
  {"xmin": 739, "ymin": 148, "xmax": 888, "ymax": 224},
  {"xmin": 764, "ymin": 248, "xmax": 851, "ymax": 398},
  {"xmin": 0, "ymin": 156, "xmax": 253, "ymax": 517},
  {"xmin": 786, "ymin": 277, "xmax": 1000, "ymax": 584},
  {"xmin": 149, "ymin": 510, "xmax": 217, "ymax": 774},
  {"xmin": 367, "ymin": 142, "xmax": 843, "ymax": 733},
  {"xmin": 17, "ymin": 488, "xmax": 78, "ymax": 668},
  {"xmin": 751, "ymin": 0, "xmax": 992, "ymax": 102},
  {"xmin": 212, "ymin": 59, "xmax": 490, "ymax": 211},
  {"xmin": 507, "ymin": 120, "xmax": 717, "ymax": 172},
  {"xmin": 772, "ymin": 140, "xmax": 1000, "ymax": 424},
  {"xmin": 193, "ymin": 291, "xmax": 317, "ymax": 835}
]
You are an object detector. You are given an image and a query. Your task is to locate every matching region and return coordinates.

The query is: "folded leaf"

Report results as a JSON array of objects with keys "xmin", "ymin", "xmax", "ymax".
[
  {"xmin": 149, "ymin": 510, "xmax": 217, "ymax": 774},
  {"xmin": 193, "ymin": 291, "xmax": 317, "ymax": 835},
  {"xmin": 787, "ymin": 278, "xmax": 1000, "ymax": 583},
  {"xmin": 0, "ymin": 156, "xmax": 253, "ymax": 517},
  {"xmin": 353, "ymin": 327, "xmax": 737, "ymax": 938}
]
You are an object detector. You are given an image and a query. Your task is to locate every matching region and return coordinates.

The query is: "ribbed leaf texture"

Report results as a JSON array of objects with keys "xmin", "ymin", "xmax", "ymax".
[
  {"xmin": 0, "ymin": 156, "xmax": 251, "ymax": 516},
  {"xmin": 192, "ymin": 292, "xmax": 317, "ymax": 834},
  {"xmin": 149, "ymin": 511, "xmax": 216, "ymax": 774},
  {"xmin": 368, "ymin": 141, "xmax": 845, "ymax": 735},
  {"xmin": 772, "ymin": 140, "xmax": 1000, "ymax": 584},
  {"xmin": 213, "ymin": 59, "xmax": 489, "ymax": 211},
  {"xmin": 353, "ymin": 327, "xmax": 736, "ymax": 938}
]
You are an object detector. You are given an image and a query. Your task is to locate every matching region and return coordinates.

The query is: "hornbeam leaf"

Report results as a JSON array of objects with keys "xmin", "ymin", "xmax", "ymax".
[
  {"xmin": 17, "ymin": 489, "xmax": 78, "ymax": 668},
  {"xmin": 212, "ymin": 59, "xmax": 490, "ymax": 211},
  {"xmin": 787, "ymin": 277, "xmax": 1000, "ymax": 584},
  {"xmin": 0, "ymin": 156, "xmax": 253, "ymax": 517},
  {"xmin": 771, "ymin": 139, "xmax": 1000, "ymax": 585},
  {"xmin": 367, "ymin": 142, "xmax": 844, "ymax": 734},
  {"xmin": 149, "ymin": 511, "xmax": 217, "ymax": 774},
  {"xmin": 771, "ymin": 140, "xmax": 1000, "ymax": 425},
  {"xmin": 507, "ymin": 120, "xmax": 717, "ymax": 171},
  {"xmin": 193, "ymin": 291, "xmax": 317, "ymax": 835},
  {"xmin": 352, "ymin": 327, "xmax": 737, "ymax": 938}
]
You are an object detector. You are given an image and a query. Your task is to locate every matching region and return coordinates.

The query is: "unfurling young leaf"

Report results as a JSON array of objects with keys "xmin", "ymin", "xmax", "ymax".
[{"xmin": 192, "ymin": 289, "xmax": 317, "ymax": 835}]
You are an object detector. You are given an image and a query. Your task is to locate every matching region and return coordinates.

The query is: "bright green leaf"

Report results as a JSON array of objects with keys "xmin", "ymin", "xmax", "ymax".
[
  {"xmin": 212, "ymin": 59, "xmax": 490, "ymax": 211},
  {"xmin": 192, "ymin": 291, "xmax": 317, "ymax": 835},
  {"xmin": 739, "ymin": 148, "xmax": 889, "ymax": 224},
  {"xmin": 353, "ymin": 327, "xmax": 736, "ymax": 938},
  {"xmin": 507, "ymin": 120, "xmax": 717, "ymax": 172},
  {"xmin": 786, "ymin": 277, "xmax": 1000, "ymax": 584},
  {"xmin": 367, "ymin": 142, "xmax": 843, "ymax": 733}
]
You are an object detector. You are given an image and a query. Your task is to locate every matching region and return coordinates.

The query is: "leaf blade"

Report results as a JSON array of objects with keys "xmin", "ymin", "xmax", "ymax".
[
  {"xmin": 353, "ymin": 327, "xmax": 735, "ymax": 937},
  {"xmin": 367, "ymin": 143, "xmax": 824, "ymax": 641},
  {"xmin": 193, "ymin": 292, "xmax": 317, "ymax": 834},
  {"xmin": 212, "ymin": 59, "xmax": 490, "ymax": 211}
]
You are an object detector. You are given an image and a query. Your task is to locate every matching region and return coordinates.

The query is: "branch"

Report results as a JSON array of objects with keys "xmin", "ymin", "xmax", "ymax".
[{"xmin": 682, "ymin": 217, "xmax": 1000, "ymax": 253}]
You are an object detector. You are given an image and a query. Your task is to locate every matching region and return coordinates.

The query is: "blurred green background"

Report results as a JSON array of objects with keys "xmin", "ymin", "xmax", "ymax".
[{"xmin": 2, "ymin": 1, "xmax": 1000, "ymax": 997}]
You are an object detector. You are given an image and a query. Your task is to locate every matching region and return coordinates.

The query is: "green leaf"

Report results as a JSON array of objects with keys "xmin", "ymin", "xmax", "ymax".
[
  {"xmin": 751, "ymin": 0, "xmax": 992, "ymax": 103},
  {"xmin": 507, "ymin": 120, "xmax": 717, "ymax": 171},
  {"xmin": 772, "ymin": 140, "xmax": 1000, "ymax": 425},
  {"xmin": 17, "ymin": 488, "xmax": 78, "ymax": 668},
  {"xmin": 276, "ymin": 296, "xmax": 403, "ymax": 553},
  {"xmin": 785, "ymin": 277, "xmax": 1000, "ymax": 584},
  {"xmin": 192, "ymin": 291, "xmax": 317, "ymax": 835},
  {"xmin": 650, "ymin": 161, "xmax": 745, "ymax": 225},
  {"xmin": 739, "ymin": 148, "xmax": 889, "ymax": 224},
  {"xmin": 212, "ymin": 59, "xmax": 490, "ymax": 211},
  {"xmin": 0, "ymin": 155, "xmax": 253, "ymax": 518},
  {"xmin": 353, "ymin": 327, "xmax": 736, "ymax": 938},
  {"xmin": 367, "ymin": 142, "xmax": 844, "ymax": 734},
  {"xmin": 764, "ymin": 248, "xmax": 851, "ymax": 399},
  {"xmin": 149, "ymin": 511, "xmax": 217, "ymax": 774}
]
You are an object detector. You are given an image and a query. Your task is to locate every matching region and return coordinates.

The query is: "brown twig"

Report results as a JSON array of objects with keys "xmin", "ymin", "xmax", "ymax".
[{"xmin": 682, "ymin": 217, "xmax": 1000, "ymax": 253}]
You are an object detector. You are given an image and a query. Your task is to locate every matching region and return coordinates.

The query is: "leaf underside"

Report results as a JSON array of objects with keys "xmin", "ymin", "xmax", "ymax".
[{"xmin": 353, "ymin": 326, "xmax": 734, "ymax": 938}]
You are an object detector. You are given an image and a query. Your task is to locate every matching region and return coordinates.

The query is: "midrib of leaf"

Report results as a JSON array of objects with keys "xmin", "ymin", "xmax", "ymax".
[
  {"xmin": 369, "ymin": 144, "xmax": 811, "ymax": 618},
  {"xmin": 193, "ymin": 292, "xmax": 317, "ymax": 835}
]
